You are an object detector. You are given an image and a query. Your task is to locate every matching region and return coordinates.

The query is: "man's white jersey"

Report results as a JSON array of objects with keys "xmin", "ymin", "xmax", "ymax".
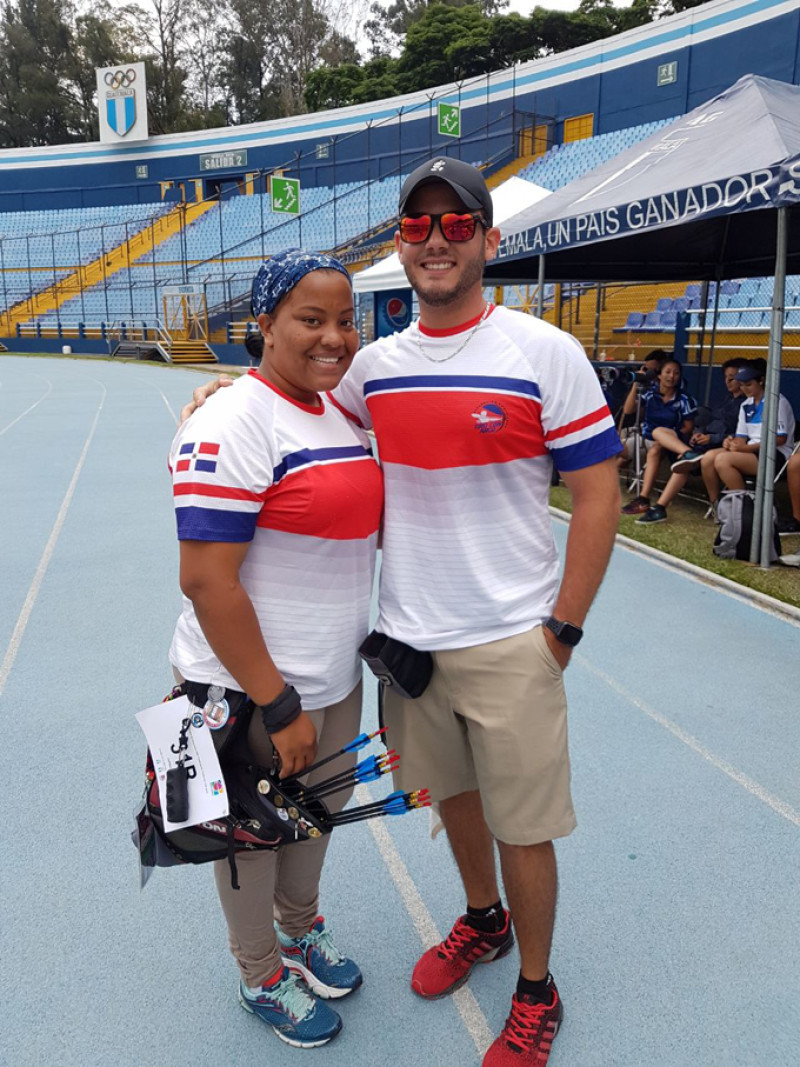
[
  {"xmin": 331, "ymin": 305, "xmax": 619, "ymax": 650},
  {"xmin": 169, "ymin": 371, "xmax": 383, "ymax": 708}
]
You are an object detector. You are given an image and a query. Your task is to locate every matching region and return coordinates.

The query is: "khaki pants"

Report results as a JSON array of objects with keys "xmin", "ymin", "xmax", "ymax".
[
  {"xmin": 214, "ymin": 683, "xmax": 362, "ymax": 987},
  {"xmin": 383, "ymin": 627, "xmax": 575, "ymax": 846}
]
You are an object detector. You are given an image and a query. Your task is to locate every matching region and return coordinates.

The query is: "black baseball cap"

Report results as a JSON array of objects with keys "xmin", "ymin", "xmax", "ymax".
[
  {"xmin": 398, "ymin": 157, "xmax": 493, "ymax": 226},
  {"xmin": 736, "ymin": 364, "xmax": 764, "ymax": 382}
]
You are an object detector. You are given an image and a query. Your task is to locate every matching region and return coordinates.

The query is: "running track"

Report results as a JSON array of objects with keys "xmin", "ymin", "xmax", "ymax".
[{"xmin": 1, "ymin": 356, "xmax": 798, "ymax": 1067}]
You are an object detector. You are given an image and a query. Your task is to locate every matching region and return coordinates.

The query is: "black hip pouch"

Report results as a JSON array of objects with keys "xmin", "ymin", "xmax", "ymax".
[{"xmin": 358, "ymin": 630, "xmax": 433, "ymax": 700}]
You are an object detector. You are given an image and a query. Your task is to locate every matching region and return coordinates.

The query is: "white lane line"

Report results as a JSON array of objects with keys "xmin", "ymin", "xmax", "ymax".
[
  {"xmin": 0, "ymin": 382, "xmax": 107, "ymax": 700},
  {"xmin": 155, "ymin": 387, "xmax": 179, "ymax": 425},
  {"xmin": 355, "ymin": 783, "xmax": 495, "ymax": 1058},
  {"xmin": 577, "ymin": 656, "xmax": 800, "ymax": 829},
  {"xmin": 0, "ymin": 376, "xmax": 53, "ymax": 436}
]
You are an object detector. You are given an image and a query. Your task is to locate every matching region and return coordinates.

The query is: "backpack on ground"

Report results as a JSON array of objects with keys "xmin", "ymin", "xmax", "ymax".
[{"xmin": 713, "ymin": 490, "xmax": 780, "ymax": 562}]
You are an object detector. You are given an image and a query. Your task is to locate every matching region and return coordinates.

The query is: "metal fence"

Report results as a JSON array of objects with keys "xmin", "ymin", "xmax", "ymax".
[{"xmin": 529, "ymin": 279, "xmax": 800, "ymax": 373}]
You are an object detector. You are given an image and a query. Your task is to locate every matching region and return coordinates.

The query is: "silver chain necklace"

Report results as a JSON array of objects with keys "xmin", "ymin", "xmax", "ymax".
[{"xmin": 414, "ymin": 302, "xmax": 491, "ymax": 364}]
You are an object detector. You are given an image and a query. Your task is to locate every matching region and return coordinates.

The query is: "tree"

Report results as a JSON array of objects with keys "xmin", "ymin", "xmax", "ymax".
[
  {"xmin": 68, "ymin": 3, "xmax": 140, "ymax": 141},
  {"xmin": 131, "ymin": 0, "xmax": 189, "ymax": 134},
  {"xmin": 0, "ymin": 0, "xmax": 79, "ymax": 147},
  {"xmin": 183, "ymin": 0, "xmax": 228, "ymax": 123}
]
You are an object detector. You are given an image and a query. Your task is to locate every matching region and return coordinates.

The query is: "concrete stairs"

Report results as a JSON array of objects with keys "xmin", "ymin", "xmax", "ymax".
[{"xmin": 168, "ymin": 339, "xmax": 218, "ymax": 364}]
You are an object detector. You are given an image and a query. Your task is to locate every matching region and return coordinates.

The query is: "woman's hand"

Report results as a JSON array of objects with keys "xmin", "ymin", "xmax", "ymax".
[
  {"xmin": 691, "ymin": 432, "xmax": 710, "ymax": 447},
  {"xmin": 180, "ymin": 374, "xmax": 235, "ymax": 424},
  {"xmin": 271, "ymin": 712, "xmax": 318, "ymax": 778}
]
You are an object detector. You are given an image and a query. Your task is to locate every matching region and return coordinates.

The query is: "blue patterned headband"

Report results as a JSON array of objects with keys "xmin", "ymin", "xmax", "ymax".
[{"xmin": 251, "ymin": 249, "xmax": 351, "ymax": 317}]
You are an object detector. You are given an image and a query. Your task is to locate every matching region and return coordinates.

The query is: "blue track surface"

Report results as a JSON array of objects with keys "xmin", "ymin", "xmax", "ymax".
[{"xmin": 2, "ymin": 356, "xmax": 799, "ymax": 1067}]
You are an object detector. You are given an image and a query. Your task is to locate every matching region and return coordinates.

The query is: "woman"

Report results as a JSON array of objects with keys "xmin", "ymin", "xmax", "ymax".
[
  {"xmin": 168, "ymin": 250, "xmax": 383, "ymax": 1048},
  {"xmin": 621, "ymin": 357, "xmax": 696, "ymax": 514},
  {"xmin": 700, "ymin": 358, "xmax": 795, "ymax": 507}
]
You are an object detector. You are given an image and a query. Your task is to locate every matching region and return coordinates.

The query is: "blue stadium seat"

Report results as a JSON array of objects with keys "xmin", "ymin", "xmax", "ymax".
[
  {"xmin": 728, "ymin": 292, "xmax": 750, "ymax": 308},
  {"xmin": 656, "ymin": 297, "xmax": 674, "ymax": 312},
  {"xmin": 739, "ymin": 279, "xmax": 759, "ymax": 297},
  {"xmin": 738, "ymin": 310, "xmax": 766, "ymax": 328},
  {"xmin": 643, "ymin": 312, "xmax": 661, "ymax": 330},
  {"xmin": 624, "ymin": 311, "xmax": 645, "ymax": 329},
  {"xmin": 659, "ymin": 311, "xmax": 677, "ymax": 330}
]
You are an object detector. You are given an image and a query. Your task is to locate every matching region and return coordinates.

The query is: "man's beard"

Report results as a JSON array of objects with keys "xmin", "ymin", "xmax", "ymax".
[{"xmin": 406, "ymin": 252, "xmax": 486, "ymax": 308}]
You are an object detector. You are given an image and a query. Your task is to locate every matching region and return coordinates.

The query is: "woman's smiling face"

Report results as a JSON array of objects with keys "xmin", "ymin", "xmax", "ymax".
[
  {"xmin": 257, "ymin": 270, "xmax": 359, "ymax": 404},
  {"xmin": 659, "ymin": 360, "xmax": 681, "ymax": 392}
]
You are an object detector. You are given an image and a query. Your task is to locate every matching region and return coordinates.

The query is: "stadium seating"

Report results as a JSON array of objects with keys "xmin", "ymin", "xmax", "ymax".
[
  {"xmin": 51, "ymin": 176, "xmax": 410, "ymax": 324},
  {"xmin": 517, "ymin": 119, "xmax": 675, "ymax": 191}
]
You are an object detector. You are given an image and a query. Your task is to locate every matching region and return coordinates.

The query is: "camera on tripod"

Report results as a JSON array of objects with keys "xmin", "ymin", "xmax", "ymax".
[
  {"xmin": 593, "ymin": 365, "xmax": 656, "ymax": 388},
  {"xmin": 631, "ymin": 366, "xmax": 657, "ymax": 387}
]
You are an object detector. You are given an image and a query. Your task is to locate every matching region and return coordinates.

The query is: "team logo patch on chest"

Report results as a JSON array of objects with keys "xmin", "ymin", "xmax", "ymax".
[{"xmin": 471, "ymin": 401, "xmax": 507, "ymax": 434}]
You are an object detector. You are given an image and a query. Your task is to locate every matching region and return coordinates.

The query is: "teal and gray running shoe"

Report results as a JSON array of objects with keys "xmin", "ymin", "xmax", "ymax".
[
  {"xmin": 238, "ymin": 966, "xmax": 342, "ymax": 1048},
  {"xmin": 279, "ymin": 916, "xmax": 363, "ymax": 999}
]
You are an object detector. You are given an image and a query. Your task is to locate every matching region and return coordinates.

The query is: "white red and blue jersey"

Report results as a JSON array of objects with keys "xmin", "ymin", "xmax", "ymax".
[
  {"xmin": 169, "ymin": 370, "xmax": 383, "ymax": 709},
  {"xmin": 735, "ymin": 393, "xmax": 796, "ymax": 460},
  {"xmin": 331, "ymin": 305, "xmax": 619, "ymax": 651}
]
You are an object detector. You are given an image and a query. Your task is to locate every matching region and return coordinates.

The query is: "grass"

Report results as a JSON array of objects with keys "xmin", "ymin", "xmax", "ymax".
[{"xmin": 551, "ymin": 485, "xmax": 800, "ymax": 610}]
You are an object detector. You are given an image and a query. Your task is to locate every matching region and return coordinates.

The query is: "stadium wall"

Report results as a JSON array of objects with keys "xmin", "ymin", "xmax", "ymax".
[{"xmin": 0, "ymin": 0, "xmax": 797, "ymax": 211}]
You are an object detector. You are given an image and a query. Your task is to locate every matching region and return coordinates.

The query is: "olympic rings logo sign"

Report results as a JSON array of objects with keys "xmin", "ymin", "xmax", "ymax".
[{"xmin": 104, "ymin": 69, "xmax": 136, "ymax": 90}]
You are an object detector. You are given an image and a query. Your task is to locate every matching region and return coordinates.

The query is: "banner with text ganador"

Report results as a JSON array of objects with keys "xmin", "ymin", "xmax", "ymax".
[{"xmin": 498, "ymin": 159, "xmax": 800, "ymax": 261}]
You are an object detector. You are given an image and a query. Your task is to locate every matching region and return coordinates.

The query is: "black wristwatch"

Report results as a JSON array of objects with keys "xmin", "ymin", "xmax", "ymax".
[{"xmin": 544, "ymin": 616, "xmax": 583, "ymax": 647}]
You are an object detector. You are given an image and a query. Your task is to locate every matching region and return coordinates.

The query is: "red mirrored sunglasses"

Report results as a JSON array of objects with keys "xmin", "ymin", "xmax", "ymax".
[{"xmin": 398, "ymin": 211, "xmax": 486, "ymax": 244}]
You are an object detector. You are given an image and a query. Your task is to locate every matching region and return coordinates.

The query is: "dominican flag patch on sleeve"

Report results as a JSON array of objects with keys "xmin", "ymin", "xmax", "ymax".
[{"xmin": 175, "ymin": 441, "xmax": 221, "ymax": 473}]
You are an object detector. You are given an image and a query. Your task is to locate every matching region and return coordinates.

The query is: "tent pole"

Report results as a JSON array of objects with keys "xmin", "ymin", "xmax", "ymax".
[
  {"xmin": 537, "ymin": 255, "xmax": 545, "ymax": 318},
  {"xmin": 592, "ymin": 283, "xmax": 602, "ymax": 359},
  {"xmin": 695, "ymin": 280, "xmax": 709, "ymax": 379},
  {"xmin": 702, "ymin": 276, "xmax": 722, "ymax": 407},
  {"xmin": 754, "ymin": 206, "xmax": 788, "ymax": 567}
]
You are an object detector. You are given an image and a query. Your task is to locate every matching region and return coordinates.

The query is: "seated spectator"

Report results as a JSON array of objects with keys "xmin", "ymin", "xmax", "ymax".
[
  {"xmin": 621, "ymin": 357, "xmax": 696, "ymax": 515},
  {"xmin": 778, "ymin": 451, "xmax": 800, "ymax": 565},
  {"xmin": 700, "ymin": 358, "xmax": 795, "ymax": 511},
  {"xmin": 616, "ymin": 349, "xmax": 670, "ymax": 466},
  {"xmin": 636, "ymin": 358, "xmax": 748, "ymax": 524}
]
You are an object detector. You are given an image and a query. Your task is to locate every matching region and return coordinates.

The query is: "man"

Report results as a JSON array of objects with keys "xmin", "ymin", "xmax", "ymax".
[
  {"xmin": 332, "ymin": 156, "xmax": 622, "ymax": 1066},
  {"xmin": 187, "ymin": 158, "xmax": 621, "ymax": 1065}
]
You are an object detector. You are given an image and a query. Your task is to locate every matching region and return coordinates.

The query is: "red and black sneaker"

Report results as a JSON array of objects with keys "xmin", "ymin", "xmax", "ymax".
[
  {"xmin": 482, "ymin": 984, "xmax": 563, "ymax": 1066},
  {"xmin": 411, "ymin": 911, "xmax": 514, "ymax": 999}
]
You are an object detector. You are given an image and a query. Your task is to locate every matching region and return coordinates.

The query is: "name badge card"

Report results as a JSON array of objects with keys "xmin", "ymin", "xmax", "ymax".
[{"xmin": 136, "ymin": 695, "xmax": 229, "ymax": 831}]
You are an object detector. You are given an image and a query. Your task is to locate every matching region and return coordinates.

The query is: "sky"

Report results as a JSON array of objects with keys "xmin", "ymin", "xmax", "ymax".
[{"xmin": 508, "ymin": 0, "xmax": 582, "ymax": 11}]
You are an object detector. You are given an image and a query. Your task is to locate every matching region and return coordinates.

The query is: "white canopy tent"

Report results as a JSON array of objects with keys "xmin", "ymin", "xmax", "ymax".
[{"xmin": 352, "ymin": 175, "xmax": 552, "ymax": 294}]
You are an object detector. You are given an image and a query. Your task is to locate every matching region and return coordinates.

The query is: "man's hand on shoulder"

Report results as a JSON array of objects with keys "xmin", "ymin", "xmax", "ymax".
[{"xmin": 179, "ymin": 374, "xmax": 235, "ymax": 424}]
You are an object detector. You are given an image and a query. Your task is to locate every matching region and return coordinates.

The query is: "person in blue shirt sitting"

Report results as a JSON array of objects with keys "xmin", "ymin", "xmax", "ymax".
[
  {"xmin": 700, "ymin": 358, "xmax": 795, "ymax": 512},
  {"xmin": 621, "ymin": 357, "xmax": 696, "ymax": 515}
]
